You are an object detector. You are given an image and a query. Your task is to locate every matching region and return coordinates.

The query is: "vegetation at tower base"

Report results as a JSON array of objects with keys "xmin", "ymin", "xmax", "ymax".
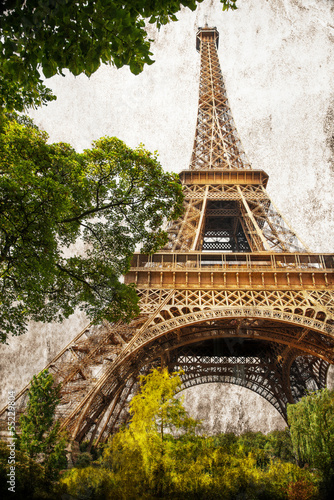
[
  {"xmin": 0, "ymin": 114, "xmax": 183, "ymax": 343},
  {"xmin": 0, "ymin": 442, "xmax": 66, "ymax": 499},
  {"xmin": 15, "ymin": 370, "xmax": 67, "ymax": 480},
  {"xmin": 102, "ymin": 368, "xmax": 200, "ymax": 497},
  {"xmin": 0, "ymin": 0, "xmax": 237, "ymax": 112},
  {"xmin": 0, "ymin": 370, "xmax": 67, "ymax": 499},
  {"xmin": 4, "ymin": 369, "xmax": 334, "ymax": 499},
  {"xmin": 60, "ymin": 369, "xmax": 319, "ymax": 500},
  {"xmin": 287, "ymin": 388, "xmax": 334, "ymax": 489}
]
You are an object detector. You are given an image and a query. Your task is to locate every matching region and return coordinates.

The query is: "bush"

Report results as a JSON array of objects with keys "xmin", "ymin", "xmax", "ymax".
[
  {"xmin": 61, "ymin": 466, "xmax": 116, "ymax": 500},
  {"xmin": 75, "ymin": 452, "xmax": 93, "ymax": 469},
  {"xmin": 0, "ymin": 441, "xmax": 65, "ymax": 500}
]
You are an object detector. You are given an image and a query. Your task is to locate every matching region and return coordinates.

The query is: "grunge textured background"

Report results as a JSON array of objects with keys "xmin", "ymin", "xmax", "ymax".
[{"xmin": 1, "ymin": 0, "xmax": 334, "ymax": 433}]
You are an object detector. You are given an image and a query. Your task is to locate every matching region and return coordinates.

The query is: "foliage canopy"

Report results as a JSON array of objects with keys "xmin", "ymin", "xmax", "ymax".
[
  {"xmin": 128, "ymin": 368, "xmax": 199, "ymax": 438},
  {"xmin": 0, "ymin": 115, "xmax": 183, "ymax": 342},
  {"xmin": 0, "ymin": 0, "xmax": 237, "ymax": 111},
  {"xmin": 287, "ymin": 388, "xmax": 334, "ymax": 477}
]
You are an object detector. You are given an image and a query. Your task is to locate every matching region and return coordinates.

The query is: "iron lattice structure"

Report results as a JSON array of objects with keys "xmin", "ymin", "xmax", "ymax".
[{"xmin": 1, "ymin": 27, "xmax": 334, "ymax": 446}]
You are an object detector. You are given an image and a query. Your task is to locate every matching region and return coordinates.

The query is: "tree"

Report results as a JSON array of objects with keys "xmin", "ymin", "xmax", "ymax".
[
  {"xmin": 102, "ymin": 368, "xmax": 199, "ymax": 496},
  {"xmin": 265, "ymin": 429, "xmax": 295, "ymax": 463},
  {"xmin": 0, "ymin": 115, "xmax": 183, "ymax": 342},
  {"xmin": 16, "ymin": 370, "xmax": 67, "ymax": 481},
  {"xmin": 62, "ymin": 426, "xmax": 318, "ymax": 499},
  {"xmin": 128, "ymin": 368, "xmax": 198, "ymax": 440},
  {"xmin": 287, "ymin": 389, "xmax": 334, "ymax": 477},
  {"xmin": 0, "ymin": 0, "xmax": 237, "ymax": 111}
]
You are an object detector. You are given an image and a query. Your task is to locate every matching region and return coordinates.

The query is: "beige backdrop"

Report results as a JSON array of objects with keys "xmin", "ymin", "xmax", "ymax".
[{"xmin": 1, "ymin": 0, "xmax": 334, "ymax": 434}]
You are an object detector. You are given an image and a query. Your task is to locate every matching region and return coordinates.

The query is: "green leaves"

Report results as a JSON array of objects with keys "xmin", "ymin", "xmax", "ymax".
[
  {"xmin": 287, "ymin": 388, "xmax": 334, "ymax": 477},
  {"xmin": 129, "ymin": 368, "xmax": 197, "ymax": 437},
  {"xmin": 0, "ymin": 69, "xmax": 56, "ymax": 113},
  {"xmin": 16, "ymin": 370, "xmax": 68, "ymax": 480},
  {"xmin": 87, "ymin": 371, "xmax": 317, "ymax": 499},
  {"xmin": 0, "ymin": 115, "xmax": 183, "ymax": 342},
  {"xmin": 102, "ymin": 368, "xmax": 200, "ymax": 496},
  {"xmin": 222, "ymin": 0, "xmax": 238, "ymax": 11},
  {"xmin": 0, "ymin": 0, "xmax": 238, "ymax": 111}
]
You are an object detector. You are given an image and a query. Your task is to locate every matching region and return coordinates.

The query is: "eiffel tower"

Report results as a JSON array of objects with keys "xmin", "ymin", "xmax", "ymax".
[{"xmin": 1, "ymin": 27, "xmax": 334, "ymax": 448}]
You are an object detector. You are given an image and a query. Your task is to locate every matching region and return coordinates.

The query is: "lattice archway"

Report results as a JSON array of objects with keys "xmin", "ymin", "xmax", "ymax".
[
  {"xmin": 172, "ymin": 344, "xmax": 329, "ymax": 420},
  {"xmin": 86, "ymin": 334, "xmax": 329, "ymax": 445},
  {"xmin": 66, "ymin": 308, "xmax": 333, "ymax": 445},
  {"xmin": 139, "ymin": 304, "xmax": 334, "ymax": 361},
  {"xmin": 179, "ymin": 376, "xmax": 289, "ymax": 418},
  {"xmin": 174, "ymin": 354, "xmax": 328, "ymax": 430}
]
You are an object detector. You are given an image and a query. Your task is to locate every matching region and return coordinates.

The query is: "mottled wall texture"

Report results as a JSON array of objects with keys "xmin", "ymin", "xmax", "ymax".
[{"xmin": 1, "ymin": 0, "xmax": 333, "ymax": 434}]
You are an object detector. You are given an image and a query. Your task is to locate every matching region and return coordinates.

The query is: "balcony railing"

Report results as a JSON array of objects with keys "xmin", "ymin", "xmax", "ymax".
[{"xmin": 130, "ymin": 252, "xmax": 334, "ymax": 272}]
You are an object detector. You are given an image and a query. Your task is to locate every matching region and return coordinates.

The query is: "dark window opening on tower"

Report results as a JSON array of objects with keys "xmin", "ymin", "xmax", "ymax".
[{"xmin": 201, "ymin": 200, "xmax": 251, "ymax": 252}]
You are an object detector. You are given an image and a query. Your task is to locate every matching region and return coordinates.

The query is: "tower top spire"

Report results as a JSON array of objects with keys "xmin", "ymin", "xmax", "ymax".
[
  {"xmin": 196, "ymin": 26, "xmax": 219, "ymax": 51},
  {"xmin": 191, "ymin": 26, "xmax": 250, "ymax": 170}
]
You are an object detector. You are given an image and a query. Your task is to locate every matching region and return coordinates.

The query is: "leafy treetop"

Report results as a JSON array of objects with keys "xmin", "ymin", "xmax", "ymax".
[
  {"xmin": 103, "ymin": 368, "xmax": 200, "ymax": 495},
  {"xmin": 0, "ymin": 115, "xmax": 183, "ymax": 342},
  {"xmin": 129, "ymin": 368, "xmax": 199, "ymax": 440}
]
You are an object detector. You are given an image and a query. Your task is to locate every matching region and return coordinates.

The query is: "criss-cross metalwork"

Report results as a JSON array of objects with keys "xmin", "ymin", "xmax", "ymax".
[
  {"xmin": 1, "ymin": 27, "xmax": 333, "ymax": 448},
  {"xmin": 191, "ymin": 27, "xmax": 250, "ymax": 170}
]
